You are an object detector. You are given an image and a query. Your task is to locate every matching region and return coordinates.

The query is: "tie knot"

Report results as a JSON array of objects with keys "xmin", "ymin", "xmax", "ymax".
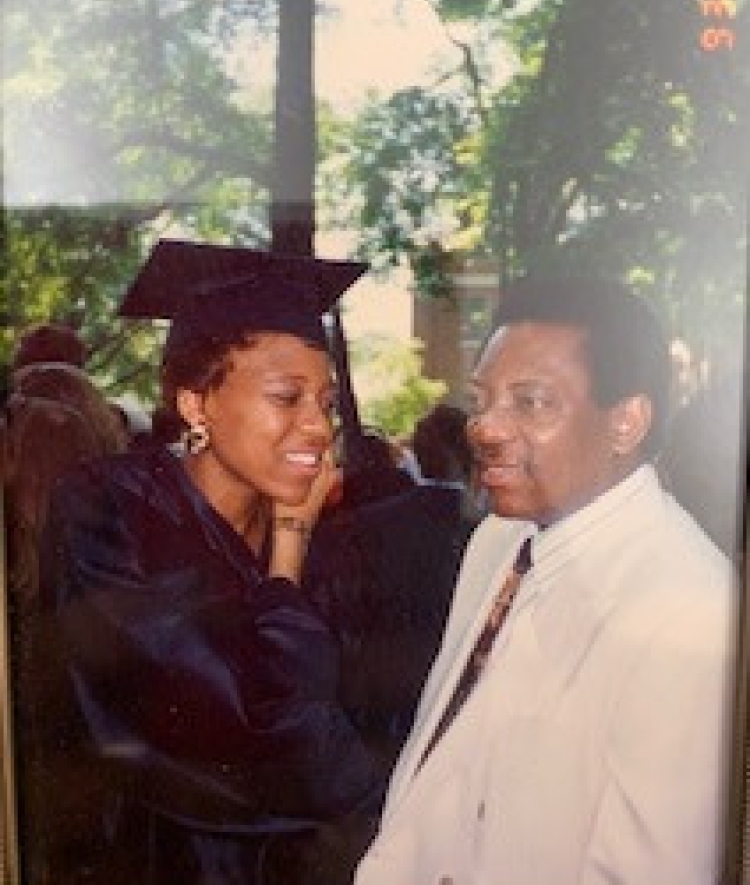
[{"xmin": 514, "ymin": 537, "xmax": 533, "ymax": 575}]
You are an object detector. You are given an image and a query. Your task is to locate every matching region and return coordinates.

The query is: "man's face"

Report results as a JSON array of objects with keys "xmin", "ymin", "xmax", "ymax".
[{"xmin": 466, "ymin": 322, "xmax": 628, "ymax": 524}]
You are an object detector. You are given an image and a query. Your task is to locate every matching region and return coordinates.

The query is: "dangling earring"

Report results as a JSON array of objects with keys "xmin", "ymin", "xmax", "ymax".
[{"xmin": 183, "ymin": 422, "xmax": 210, "ymax": 455}]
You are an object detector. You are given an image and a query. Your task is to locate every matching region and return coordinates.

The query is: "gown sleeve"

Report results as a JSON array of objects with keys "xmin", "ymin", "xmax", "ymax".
[{"xmin": 38, "ymin": 459, "xmax": 383, "ymax": 830}]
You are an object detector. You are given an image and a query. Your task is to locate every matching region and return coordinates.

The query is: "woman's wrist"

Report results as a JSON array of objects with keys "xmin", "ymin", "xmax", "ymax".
[{"xmin": 269, "ymin": 516, "xmax": 312, "ymax": 585}]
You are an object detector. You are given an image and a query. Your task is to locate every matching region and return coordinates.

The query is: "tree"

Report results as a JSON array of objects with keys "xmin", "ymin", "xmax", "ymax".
[
  {"xmin": 340, "ymin": 87, "xmax": 486, "ymax": 293},
  {"xmin": 352, "ymin": 336, "xmax": 447, "ymax": 438},
  {"xmin": 2, "ymin": 0, "xmax": 275, "ymax": 385},
  {"xmin": 1, "ymin": 207, "xmax": 157, "ymax": 393},
  {"xmin": 487, "ymin": 0, "xmax": 746, "ymax": 361},
  {"xmin": 271, "ymin": 0, "xmax": 315, "ymax": 254},
  {"xmin": 340, "ymin": 0, "xmax": 747, "ymax": 370}
]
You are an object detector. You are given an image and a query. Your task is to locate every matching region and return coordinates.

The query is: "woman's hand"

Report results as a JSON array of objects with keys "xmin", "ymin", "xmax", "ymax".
[
  {"xmin": 269, "ymin": 450, "xmax": 341, "ymax": 585},
  {"xmin": 274, "ymin": 448, "xmax": 341, "ymax": 529}
]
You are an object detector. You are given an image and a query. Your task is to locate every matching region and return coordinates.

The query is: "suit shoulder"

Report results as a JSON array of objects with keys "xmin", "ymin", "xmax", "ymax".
[{"xmin": 611, "ymin": 501, "xmax": 738, "ymax": 654}]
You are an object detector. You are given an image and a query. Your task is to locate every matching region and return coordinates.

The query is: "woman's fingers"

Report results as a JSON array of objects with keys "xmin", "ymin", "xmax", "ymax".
[{"xmin": 275, "ymin": 448, "xmax": 340, "ymax": 525}]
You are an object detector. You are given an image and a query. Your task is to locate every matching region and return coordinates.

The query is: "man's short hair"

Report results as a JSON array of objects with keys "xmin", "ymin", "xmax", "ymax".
[{"xmin": 493, "ymin": 277, "xmax": 671, "ymax": 456}]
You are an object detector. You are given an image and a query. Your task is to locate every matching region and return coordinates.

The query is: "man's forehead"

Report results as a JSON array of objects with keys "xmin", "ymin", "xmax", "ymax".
[{"xmin": 480, "ymin": 321, "xmax": 588, "ymax": 367}]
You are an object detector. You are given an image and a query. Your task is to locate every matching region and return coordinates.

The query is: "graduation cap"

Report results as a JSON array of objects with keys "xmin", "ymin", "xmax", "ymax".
[{"xmin": 118, "ymin": 239, "xmax": 368, "ymax": 347}]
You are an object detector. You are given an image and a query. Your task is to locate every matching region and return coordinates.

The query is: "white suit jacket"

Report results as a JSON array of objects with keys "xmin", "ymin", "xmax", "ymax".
[{"xmin": 355, "ymin": 466, "xmax": 737, "ymax": 885}]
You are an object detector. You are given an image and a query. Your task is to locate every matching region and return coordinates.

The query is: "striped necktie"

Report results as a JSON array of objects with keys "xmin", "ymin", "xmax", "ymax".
[{"xmin": 419, "ymin": 537, "xmax": 533, "ymax": 767}]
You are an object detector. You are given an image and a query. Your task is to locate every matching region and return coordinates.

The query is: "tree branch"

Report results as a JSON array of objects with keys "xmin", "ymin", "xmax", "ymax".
[
  {"xmin": 110, "ymin": 130, "xmax": 271, "ymax": 188},
  {"xmin": 419, "ymin": 0, "xmax": 489, "ymax": 126}
]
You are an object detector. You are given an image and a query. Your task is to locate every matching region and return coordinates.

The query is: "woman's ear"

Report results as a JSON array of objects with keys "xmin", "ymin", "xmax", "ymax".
[
  {"xmin": 609, "ymin": 395, "xmax": 653, "ymax": 456},
  {"xmin": 176, "ymin": 389, "xmax": 206, "ymax": 428}
]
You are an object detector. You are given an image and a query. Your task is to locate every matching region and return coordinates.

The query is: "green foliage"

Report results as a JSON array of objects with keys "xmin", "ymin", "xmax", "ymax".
[
  {"xmin": 488, "ymin": 0, "xmax": 746, "ymax": 366},
  {"xmin": 4, "ymin": 0, "xmax": 745, "ymax": 394},
  {"xmin": 3, "ymin": 0, "xmax": 276, "ymax": 391},
  {"xmin": 340, "ymin": 0, "xmax": 746, "ymax": 371},
  {"xmin": 341, "ymin": 87, "xmax": 487, "ymax": 294},
  {"xmin": 1, "ymin": 207, "xmax": 164, "ymax": 397},
  {"xmin": 4, "ymin": 0, "xmax": 273, "ymax": 214},
  {"xmin": 351, "ymin": 336, "xmax": 447, "ymax": 437}
]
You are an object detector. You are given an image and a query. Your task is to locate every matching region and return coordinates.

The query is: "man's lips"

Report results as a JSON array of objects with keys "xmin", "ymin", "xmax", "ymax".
[{"xmin": 477, "ymin": 462, "xmax": 526, "ymax": 485}]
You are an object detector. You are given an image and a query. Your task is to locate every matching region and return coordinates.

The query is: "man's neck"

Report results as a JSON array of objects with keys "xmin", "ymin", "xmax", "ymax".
[{"xmin": 537, "ymin": 458, "xmax": 646, "ymax": 529}]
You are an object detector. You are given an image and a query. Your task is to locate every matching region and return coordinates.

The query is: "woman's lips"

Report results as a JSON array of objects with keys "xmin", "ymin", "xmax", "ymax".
[{"xmin": 283, "ymin": 451, "xmax": 323, "ymax": 475}]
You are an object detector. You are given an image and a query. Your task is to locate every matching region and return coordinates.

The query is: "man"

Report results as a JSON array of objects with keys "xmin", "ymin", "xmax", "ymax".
[{"xmin": 354, "ymin": 278, "xmax": 737, "ymax": 885}]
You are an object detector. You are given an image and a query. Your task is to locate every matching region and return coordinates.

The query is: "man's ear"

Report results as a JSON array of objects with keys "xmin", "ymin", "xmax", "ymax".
[
  {"xmin": 608, "ymin": 395, "xmax": 652, "ymax": 456},
  {"xmin": 176, "ymin": 389, "xmax": 206, "ymax": 428}
]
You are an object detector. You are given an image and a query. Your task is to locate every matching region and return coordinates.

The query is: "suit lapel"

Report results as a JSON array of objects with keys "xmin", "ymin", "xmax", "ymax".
[
  {"xmin": 379, "ymin": 469, "xmax": 662, "ymax": 830},
  {"xmin": 384, "ymin": 519, "xmax": 530, "ymax": 816}
]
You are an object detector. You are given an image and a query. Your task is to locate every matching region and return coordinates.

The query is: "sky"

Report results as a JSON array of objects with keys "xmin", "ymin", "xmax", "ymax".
[
  {"xmin": 316, "ymin": 0, "xmax": 534, "ymax": 111},
  {"xmin": 315, "ymin": 0, "xmax": 456, "ymax": 111},
  {"xmin": 227, "ymin": 0, "xmax": 520, "ymax": 113},
  {"xmin": 226, "ymin": 0, "xmax": 462, "ymax": 113},
  {"xmin": 225, "ymin": 0, "xmax": 521, "ymax": 343},
  {"xmin": 226, "ymin": 0, "xmax": 470, "ymax": 342}
]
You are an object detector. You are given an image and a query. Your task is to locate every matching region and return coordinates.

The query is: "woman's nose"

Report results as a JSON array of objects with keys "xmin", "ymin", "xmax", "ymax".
[{"xmin": 300, "ymin": 401, "xmax": 333, "ymax": 440}]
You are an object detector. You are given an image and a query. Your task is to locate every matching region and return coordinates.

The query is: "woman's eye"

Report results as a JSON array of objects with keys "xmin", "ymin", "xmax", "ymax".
[{"xmin": 269, "ymin": 390, "xmax": 300, "ymax": 406}]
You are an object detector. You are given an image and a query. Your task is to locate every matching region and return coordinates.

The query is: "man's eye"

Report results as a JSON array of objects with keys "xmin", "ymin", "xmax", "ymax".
[
  {"xmin": 518, "ymin": 393, "xmax": 544, "ymax": 409},
  {"xmin": 515, "ymin": 391, "xmax": 555, "ymax": 413}
]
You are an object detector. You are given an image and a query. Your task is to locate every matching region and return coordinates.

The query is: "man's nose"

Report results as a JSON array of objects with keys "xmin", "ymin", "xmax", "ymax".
[{"xmin": 467, "ymin": 403, "xmax": 518, "ymax": 444}]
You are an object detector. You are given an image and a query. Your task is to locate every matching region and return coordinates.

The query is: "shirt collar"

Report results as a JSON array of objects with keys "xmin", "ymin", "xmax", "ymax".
[{"xmin": 528, "ymin": 464, "xmax": 658, "ymax": 572}]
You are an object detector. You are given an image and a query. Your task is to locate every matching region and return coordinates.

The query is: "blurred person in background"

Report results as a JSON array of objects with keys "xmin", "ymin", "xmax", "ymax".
[
  {"xmin": 4, "ymin": 323, "xmax": 129, "ymax": 885},
  {"xmin": 410, "ymin": 402, "xmax": 473, "ymax": 489},
  {"xmin": 308, "ymin": 416, "xmax": 478, "ymax": 776},
  {"xmin": 308, "ymin": 478, "xmax": 476, "ymax": 776},
  {"xmin": 336, "ymin": 427, "xmax": 416, "ymax": 509},
  {"xmin": 5, "ymin": 324, "xmax": 128, "ymax": 601},
  {"xmin": 10, "ymin": 322, "xmax": 88, "ymax": 374}
]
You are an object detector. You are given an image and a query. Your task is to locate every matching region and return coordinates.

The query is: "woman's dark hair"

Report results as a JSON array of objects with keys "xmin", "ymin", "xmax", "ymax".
[
  {"xmin": 160, "ymin": 325, "xmax": 326, "ymax": 431},
  {"xmin": 160, "ymin": 327, "xmax": 256, "ymax": 431}
]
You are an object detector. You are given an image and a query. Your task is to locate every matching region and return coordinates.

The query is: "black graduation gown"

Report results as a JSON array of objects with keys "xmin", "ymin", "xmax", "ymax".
[
  {"xmin": 307, "ymin": 483, "xmax": 476, "ymax": 771},
  {"xmin": 30, "ymin": 448, "xmax": 382, "ymax": 885}
]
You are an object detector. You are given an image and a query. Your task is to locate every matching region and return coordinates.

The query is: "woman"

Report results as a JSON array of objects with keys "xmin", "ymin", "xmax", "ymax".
[
  {"xmin": 5, "ymin": 360, "xmax": 128, "ymax": 605},
  {"xmin": 34, "ymin": 241, "xmax": 382, "ymax": 885},
  {"xmin": 4, "ymin": 356, "xmax": 129, "ymax": 885}
]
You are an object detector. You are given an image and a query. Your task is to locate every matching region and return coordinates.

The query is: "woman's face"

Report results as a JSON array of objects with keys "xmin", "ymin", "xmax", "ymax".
[{"xmin": 179, "ymin": 333, "xmax": 336, "ymax": 507}]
